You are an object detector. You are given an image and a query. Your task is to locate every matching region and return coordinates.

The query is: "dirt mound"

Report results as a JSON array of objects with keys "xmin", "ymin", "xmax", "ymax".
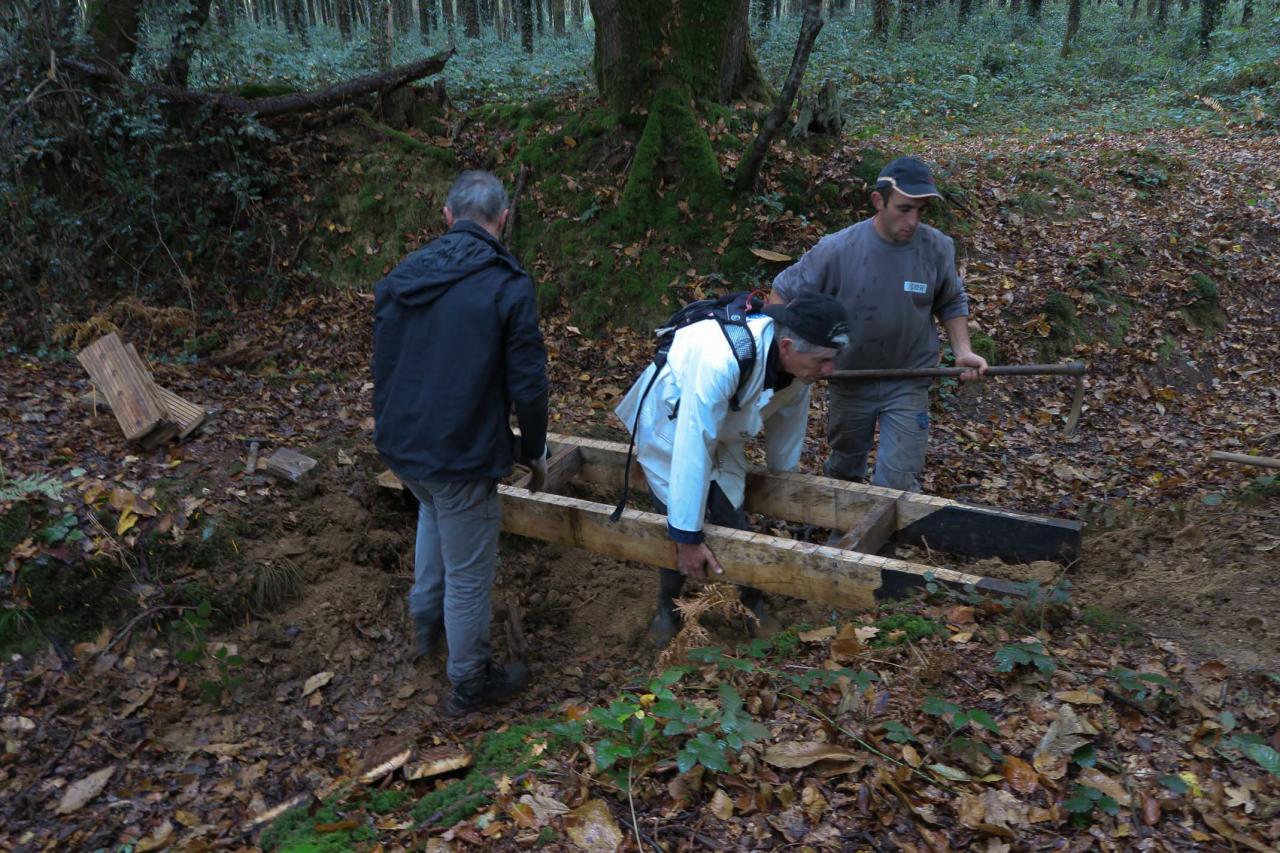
[{"xmin": 1072, "ymin": 497, "xmax": 1279, "ymax": 671}]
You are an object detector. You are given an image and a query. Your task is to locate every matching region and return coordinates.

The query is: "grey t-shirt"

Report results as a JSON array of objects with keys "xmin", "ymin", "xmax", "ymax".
[{"xmin": 772, "ymin": 218, "xmax": 969, "ymax": 370}]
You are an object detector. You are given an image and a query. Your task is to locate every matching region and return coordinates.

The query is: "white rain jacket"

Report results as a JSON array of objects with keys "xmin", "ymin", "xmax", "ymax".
[{"xmin": 614, "ymin": 315, "xmax": 811, "ymax": 542}]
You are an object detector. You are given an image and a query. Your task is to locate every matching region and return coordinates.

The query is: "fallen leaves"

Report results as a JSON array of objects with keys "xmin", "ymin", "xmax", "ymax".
[
  {"xmin": 54, "ymin": 765, "xmax": 115, "ymax": 815},
  {"xmin": 301, "ymin": 670, "xmax": 334, "ymax": 697}
]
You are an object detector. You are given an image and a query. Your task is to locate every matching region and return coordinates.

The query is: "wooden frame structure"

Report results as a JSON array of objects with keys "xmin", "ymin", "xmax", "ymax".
[{"xmin": 492, "ymin": 433, "xmax": 1082, "ymax": 610}]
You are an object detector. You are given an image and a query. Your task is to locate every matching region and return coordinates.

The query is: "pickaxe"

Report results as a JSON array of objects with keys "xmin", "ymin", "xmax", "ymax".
[{"xmin": 829, "ymin": 362, "xmax": 1088, "ymax": 435}]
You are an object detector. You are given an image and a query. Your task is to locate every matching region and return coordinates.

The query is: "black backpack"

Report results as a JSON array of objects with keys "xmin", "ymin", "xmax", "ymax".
[{"xmin": 611, "ymin": 291, "xmax": 766, "ymax": 522}]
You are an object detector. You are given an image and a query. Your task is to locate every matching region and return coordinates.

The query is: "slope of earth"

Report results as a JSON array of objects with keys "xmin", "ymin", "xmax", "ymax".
[{"xmin": 1, "ymin": 117, "xmax": 1277, "ymax": 849}]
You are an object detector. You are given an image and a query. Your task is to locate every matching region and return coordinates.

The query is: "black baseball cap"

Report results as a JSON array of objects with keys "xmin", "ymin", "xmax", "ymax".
[
  {"xmin": 763, "ymin": 292, "xmax": 850, "ymax": 350},
  {"xmin": 876, "ymin": 156, "xmax": 942, "ymax": 200}
]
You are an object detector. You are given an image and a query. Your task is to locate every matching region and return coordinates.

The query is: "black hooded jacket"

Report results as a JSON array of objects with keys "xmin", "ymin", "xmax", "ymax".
[{"xmin": 373, "ymin": 220, "xmax": 548, "ymax": 483}]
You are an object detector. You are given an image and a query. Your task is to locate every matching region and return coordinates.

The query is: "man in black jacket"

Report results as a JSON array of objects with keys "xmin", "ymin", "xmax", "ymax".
[{"xmin": 373, "ymin": 171, "xmax": 549, "ymax": 717}]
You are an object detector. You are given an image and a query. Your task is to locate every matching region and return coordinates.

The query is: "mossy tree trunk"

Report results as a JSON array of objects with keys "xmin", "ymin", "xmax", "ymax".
[
  {"xmin": 1061, "ymin": 0, "xmax": 1082, "ymax": 55},
  {"xmin": 166, "ymin": 0, "xmax": 214, "ymax": 86},
  {"xmin": 590, "ymin": 0, "xmax": 771, "ymax": 231}
]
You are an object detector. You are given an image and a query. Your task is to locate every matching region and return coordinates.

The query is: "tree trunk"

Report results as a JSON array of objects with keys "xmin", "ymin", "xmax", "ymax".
[
  {"xmin": 461, "ymin": 0, "xmax": 480, "ymax": 35},
  {"xmin": 441, "ymin": 0, "xmax": 456, "ymax": 34},
  {"xmin": 338, "ymin": 0, "xmax": 353, "ymax": 38},
  {"xmin": 736, "ymin": 0, "xmax": 822, "ymax": 191},
  {"xmin": 898, "ymin": 0, "xmax": 916, "ymax": 35},
  {"xmin": 755, "ymin": 0, "xmax": 773, "ymax": 30},
  {"xmin": 1027, "ymin": 0, "xmax": 1043, "ymax": 16},
  {"xmin": 550, "ymin": 0, "xmax": 565, "ymax": 33},
  {"xmin": 590, "ymin": 0, "xmax": 770, "ymax": 233},
  {"xmin": 373, "ymin": 0, "xmax": 392, "ymax": 68},
  {"xmin": 872, "ymin": 0, "xmax": 890, "ymax": 36},
  {"xmin": 1198, "ymin": 0, "xmax": 1221, "ymax": 52},
  {"xmin": 215, "ymin": 0, "xmax": 233, "ymax": 34},
  {"xmin": 570, "ymin": 0, "xmax": 583, "ymax": 27},
  {"xmin": 167, "ymin": 0, "xmax": 215, "ymax": 86},
  {"xmin": 86, "ymin": 0, "xmax": 145, "ymax": 72},
  {"xmin": 1061, "ymin": 0, "xmax": 1081, "ymax": 55},
  {"xmin": 590, "ymin": 0, "xmax": 768, "ymax": 113},
  {"xmin": 285, "ymin": 0, "xmax": 310, "ymax": 42},
  {"xmin": 393, "ymin": 0, "xmax": 411, "ymax": 31},
  {"xmin": 519, "ymin": 0, "xmax": 534, "ymax": 49},
  {"xmin": 1240, "ymin": 0, "xmax": 1251, "ymax": 25}
]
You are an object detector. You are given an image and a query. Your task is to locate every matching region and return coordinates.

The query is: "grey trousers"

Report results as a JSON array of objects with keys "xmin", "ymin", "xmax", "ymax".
[
  {"xmin": 826, "ymin": 379, "xmax": 931, "ymax": 492},
  {"xmin": 401, "ymin": 477, "xmax": 501, "ymax": 686}
]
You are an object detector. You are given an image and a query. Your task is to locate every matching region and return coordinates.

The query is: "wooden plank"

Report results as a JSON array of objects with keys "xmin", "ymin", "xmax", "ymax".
[
  {"xmin": 76, "ymin": 333, "xmax": 171, "ymax": 442},
  {"xmin": 497, "ymin": 487, "xmax": 998, "ymax": 611},
  {"xmin": 546, "ymin": 432, "xmax": 1082, "ymax": 564},
  {"xmin": 125, "ymin": 345, "xmax": 207, "ymax": 439},
  {"xmin": 511, "ymin": 446, "xmax": 583, "ymax": 492},
  {"xmin": 830, "ymin": 497, "xmax": 897, "ymax": 555},
  {"xmin": 81, "ymin": 384, "xmax": 206, "ymax": 441}
]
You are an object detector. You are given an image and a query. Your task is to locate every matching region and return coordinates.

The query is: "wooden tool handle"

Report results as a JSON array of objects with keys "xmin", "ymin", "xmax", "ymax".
[
  {"xmin": 830, "ymin": 362, "xmax": 1087, "ymax": 381},
  {"xmin": 1210, "ymin": 450, "xmax": 1280, "ymax": 470}
]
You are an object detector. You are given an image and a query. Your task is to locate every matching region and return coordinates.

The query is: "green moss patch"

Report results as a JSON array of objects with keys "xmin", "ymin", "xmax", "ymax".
[{"xmin": 871, "ymin": 614, "xmax": 943, "ymax": 647}]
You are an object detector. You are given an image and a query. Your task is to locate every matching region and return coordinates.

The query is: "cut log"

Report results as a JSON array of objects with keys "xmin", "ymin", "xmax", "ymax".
[
  {"xmin": 546, "ymin": 432, "xmax": 1082, "ymax": 565},
  {"xmin": 261, "ymin": 448, "xmax": 318, "ymax": 482},
  {"xmin": 77, "ymin": 333, "xmax": 173, "ymax": 445}
]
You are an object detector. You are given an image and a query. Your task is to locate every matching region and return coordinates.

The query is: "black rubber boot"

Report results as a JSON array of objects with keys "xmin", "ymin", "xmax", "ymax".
[
  {"xmin": 740, "ymin": 587, "xmax": 782, "ymax": 639},
  {"xmin": 648, "ymin": 569, "xmax": 686, "ymax": 648},
  {"xmin": 443, "ymin": 660, "xmax": 529, "ymax": 717},
  {"xmin": 411, "ymin": 616, "xmax": 443, "ymax": 662}
]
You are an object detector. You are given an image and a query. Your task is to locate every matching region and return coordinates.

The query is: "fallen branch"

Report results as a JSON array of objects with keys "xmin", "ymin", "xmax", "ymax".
[
  {"xmin": 1209, "ymin": 450, "xmax": 1280, "ymax": 470},
  {"xmin": 734, "ymin": 0, "xmax": 823, "ymax": 192},
  {"xmin": 60, "ymin": 49, "xmax": 454, "ymax": 117}
]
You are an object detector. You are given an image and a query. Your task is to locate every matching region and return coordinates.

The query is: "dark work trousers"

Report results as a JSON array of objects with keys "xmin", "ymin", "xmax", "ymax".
[
  {"xmin": 652, "ymin": 482, "xmax": 764, "ymax": 609},
  {"xmin": 826, "ymin": 378, "xmax": 931, "ymax": 492}
]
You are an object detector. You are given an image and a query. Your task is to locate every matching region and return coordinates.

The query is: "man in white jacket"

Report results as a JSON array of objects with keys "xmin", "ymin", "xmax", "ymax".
[{"xmin": 615, "ymin": 292, "xmax": 850, "ymax": 646}]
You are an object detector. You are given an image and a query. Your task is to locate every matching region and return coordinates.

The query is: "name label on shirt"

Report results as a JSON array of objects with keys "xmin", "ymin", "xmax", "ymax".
[{"xmin": 903, "ymin": 281, "xmax": 929, "ymax": 294}]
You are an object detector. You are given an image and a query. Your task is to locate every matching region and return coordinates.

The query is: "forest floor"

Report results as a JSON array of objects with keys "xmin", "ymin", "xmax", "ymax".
[{"xmin": 1, "ymin": 109, "xmax": 1278, "ymax": 850}]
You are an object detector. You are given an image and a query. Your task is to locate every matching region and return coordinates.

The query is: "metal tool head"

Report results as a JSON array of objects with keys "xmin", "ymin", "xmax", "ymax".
[{"xmin": 1065, "ymin": 373, "xmax": 1085, "ymax": 436}]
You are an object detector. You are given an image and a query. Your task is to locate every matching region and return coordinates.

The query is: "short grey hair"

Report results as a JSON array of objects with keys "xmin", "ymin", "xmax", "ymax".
[
  {"xmin": 774, "ymin": 323, "xmax": 841, "ymax": 356},
  {"xmin": 446, "ymin": 170, "xmax": 508, "ymax": 224}
]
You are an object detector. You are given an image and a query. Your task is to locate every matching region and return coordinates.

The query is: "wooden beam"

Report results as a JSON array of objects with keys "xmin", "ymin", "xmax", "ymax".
[
  {"xmin": 497, "ymin": 487, "xmax": 1000, "ymax": 611},
  {"xmin": 830, "ymin": 497, "xmax": 896, "ymax": 555},
  {"xmin": 512, "ymin": 446, "xmax": 583, "ymax": 492},
  {"xmin": 546, "ymin": 433, "xmax": 1082, "ymax": 565}
]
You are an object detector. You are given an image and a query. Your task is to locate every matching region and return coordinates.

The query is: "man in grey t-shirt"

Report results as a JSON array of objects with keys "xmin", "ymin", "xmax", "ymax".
[{"xmin": 770, "ymin": 156, "xmax": 987, "ymax": 491}]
